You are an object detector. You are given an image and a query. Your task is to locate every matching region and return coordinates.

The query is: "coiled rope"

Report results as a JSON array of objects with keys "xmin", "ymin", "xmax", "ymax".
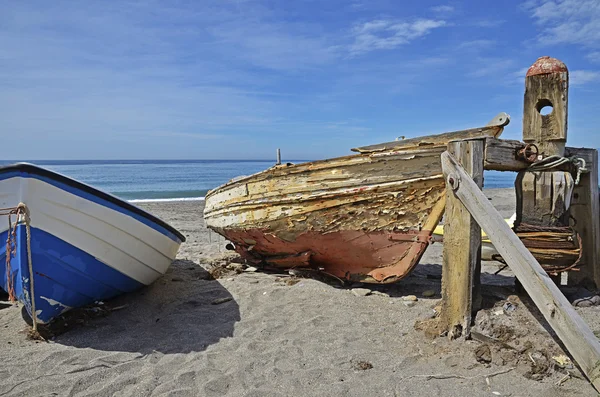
[
  {"xmin": 2, "ymin": 203, "xmax": 37, "ymax": 332},
  {"xmin": 528, "ymin": 155, "xmax": 588, "ymax": 185}
]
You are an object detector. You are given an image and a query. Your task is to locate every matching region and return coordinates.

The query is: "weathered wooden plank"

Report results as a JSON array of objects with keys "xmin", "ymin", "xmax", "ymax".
[
  {"xmin": 565, "ymin": 147, "xmax": 600, "ymax": 288},
  {"xmin": 441, "ymin": 150, "xmax": 600, "ymax": 391},
  {"xmin": 440, "ymin": 139, "xmax": 483, "ymax": 339},
  {"xmin": 351, "ymin": 113, "xmax": 509, "ymax": 154},
  {"xmin": 522, "ymin": 56, "xmax": 568, "ymax": 156},
  {"xmin": 484, "ymin": 137, "xmax": 540, "ymax": 171},
  {"xmin": 483, "ymin": 139, "xmax": 587, "ymax": 172},
  {"xmin": 516, "ymin": 171, "xmax": 573, "ymax": 227},
  {"xmin": 484, "ymin": 138, "xmax": 529, "ymax": 171}
]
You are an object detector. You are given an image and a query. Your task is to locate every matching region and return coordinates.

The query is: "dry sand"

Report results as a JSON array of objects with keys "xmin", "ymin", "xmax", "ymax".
[{"xmin": 1, "ymin": 188, "xmax": 600, "ymax": 396}]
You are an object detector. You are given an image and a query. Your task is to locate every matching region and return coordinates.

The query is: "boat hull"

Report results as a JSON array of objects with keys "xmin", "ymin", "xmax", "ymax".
[
  {"xmin": 0, "ymin": 164, "xmax": 184, "ymax": 324},
  {"xmin": 205, "ymin": 148, "xmax": 448, "ymax": 283}
]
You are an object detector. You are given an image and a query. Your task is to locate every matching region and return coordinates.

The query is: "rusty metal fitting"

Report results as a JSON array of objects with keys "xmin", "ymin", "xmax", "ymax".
[
  {"xmin": 447, "ymin": 174, "xmax": 460, "ymax": 191},
  {"xmin": 526, "ymin": 56, "xmax": 568, "ymax": 77},
  {"xmin": 516, "ymin": 143, "xmax": 539, "ymax": 163}
]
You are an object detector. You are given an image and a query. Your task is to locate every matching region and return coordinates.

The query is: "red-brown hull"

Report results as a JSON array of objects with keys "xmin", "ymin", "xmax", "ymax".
[{"xmin": 223, "ymin": 228, "xmax": 433, "ymax": 283}]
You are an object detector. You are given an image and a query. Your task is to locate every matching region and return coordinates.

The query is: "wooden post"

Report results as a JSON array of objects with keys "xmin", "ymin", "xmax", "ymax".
[
  {"xmin": 440, "ymin": 138, "xmax": 484, "ymax": 339},
  {"xmin": 566, "ymin": 147, "xmax": 600, "ymax": 288},
  {"xmin": 442, "ymin": 151, "xmax": 600, "ymax": 391},
  {"xmin": 522, "ymin": 56, "xmax": 568, "ymax": 156},
  {"xmin": 516, "ymin": 56, "xmax": 574, "ymax": 276}
]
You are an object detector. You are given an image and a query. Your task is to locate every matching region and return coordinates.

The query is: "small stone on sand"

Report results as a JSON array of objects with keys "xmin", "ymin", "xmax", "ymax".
[
  {"xmin": 212, "ymin": 297, "xmax": 233, "ymax": 305},
  {"xmin": 402, "ymin": 295, "xmax": 418, "ymax": 302},
  {"xmin": 227, "ymin": 263, "xmax": 244, "ymax": 272},
  {"xmin": 352, "ymin": 288, "xmax": 372, "ymax": 297},
  {"xmin": 371, "ymin": 291, "xmax": 389, "ymax": 297},
  {"xmin": 244, "ymin": 266, "xmax": 258, "ymax": 272}
]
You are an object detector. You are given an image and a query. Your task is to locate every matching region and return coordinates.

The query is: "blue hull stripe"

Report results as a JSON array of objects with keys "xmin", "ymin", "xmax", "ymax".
[
  {"xmin": 0, "ymin": 225, "xmax": 143, "ymax": 323},
  {"xmin": 0, "ymin": 169, "xmax": 182, "ymax": 243}
]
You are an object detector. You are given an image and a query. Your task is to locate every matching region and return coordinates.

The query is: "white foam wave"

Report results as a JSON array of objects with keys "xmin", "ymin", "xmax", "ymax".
[{"xmin": 128, "ymin": 196, "xmax": 205, "ymax": 203}]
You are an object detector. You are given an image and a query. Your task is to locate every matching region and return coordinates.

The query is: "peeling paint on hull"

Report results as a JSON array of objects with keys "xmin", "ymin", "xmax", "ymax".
[
  {"xmin": 224, "ymin": 228, "xmax": 436, "ymax": 283},
  {"xmin": 204, "ymin": 125, "xmax": 504, "ymax": 283}
]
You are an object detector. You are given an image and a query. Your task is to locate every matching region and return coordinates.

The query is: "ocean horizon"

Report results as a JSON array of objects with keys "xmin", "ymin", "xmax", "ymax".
[{"xmin": 1, "ymin": 159, "xmax": 518, "ymax": 202}]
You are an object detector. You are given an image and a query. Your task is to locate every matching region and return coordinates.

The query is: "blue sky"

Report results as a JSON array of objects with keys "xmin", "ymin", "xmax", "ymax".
[{"xmin": 1, "ymin": 0, "xmax": 599, "ymax": 160}]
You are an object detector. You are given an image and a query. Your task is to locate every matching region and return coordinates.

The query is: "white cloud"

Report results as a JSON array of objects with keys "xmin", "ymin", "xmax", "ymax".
[
  {"xmin": 349, "ymin": 19, "xmax": 446, "ymax": 55},
  {"xmin": 587, "ymin": 52, "xmax": 600, "ymax": 63},
  {"xmin": 431, "ymin": 5, "xmax": 455, "ymax": 16},
  {"xmin": 523, "ymin": 0, "xmax": 600, "ymax": 47},
  {"xmin": 570, "ymin": 70, "xmax": 600, "ymax": 85}
]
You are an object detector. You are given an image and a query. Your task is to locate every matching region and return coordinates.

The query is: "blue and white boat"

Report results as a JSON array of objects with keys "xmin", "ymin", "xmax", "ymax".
[{"xmin": 0, "ymin": 163, "xmax": 185, "ymax": 325}]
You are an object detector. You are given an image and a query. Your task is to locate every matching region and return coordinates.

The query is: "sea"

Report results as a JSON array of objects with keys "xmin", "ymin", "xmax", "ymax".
[{"xmin": 0, "ymin": 160, "xmax": 517, "ymax": 202}]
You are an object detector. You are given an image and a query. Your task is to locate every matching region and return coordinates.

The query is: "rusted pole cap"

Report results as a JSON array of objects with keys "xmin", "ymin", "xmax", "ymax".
[{"xmin": 526, "ymin": 56, "xmax": 568, "ymax": 77}]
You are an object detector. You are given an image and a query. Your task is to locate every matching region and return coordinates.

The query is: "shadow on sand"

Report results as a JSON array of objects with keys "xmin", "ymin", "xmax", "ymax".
[
  {"xmin": 48, "ymin": 259, "xmax": 240, "ymax": 355},
  {"xmin": 362, "ymin": 262, "xmax": 517, "ymax": 303}
]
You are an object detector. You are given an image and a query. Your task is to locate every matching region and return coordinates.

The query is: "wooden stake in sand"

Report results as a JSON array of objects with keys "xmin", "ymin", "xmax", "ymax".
[
  {"xmin": 440, "ymin": 138, "xmax": 484, "ymax": 339},
  {"xmin": 441, "ymin": 150, "xmax": 600, "ymax": 391}
]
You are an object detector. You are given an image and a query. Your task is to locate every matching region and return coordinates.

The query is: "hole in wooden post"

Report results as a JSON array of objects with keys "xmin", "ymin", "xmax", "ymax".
[{"xmin": 536, "ymin": 99, "xmax": 554, "ymax": 116}]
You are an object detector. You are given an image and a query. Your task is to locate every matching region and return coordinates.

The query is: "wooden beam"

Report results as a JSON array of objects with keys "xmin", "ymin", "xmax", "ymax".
[
  {"xmin": 516, "ymin": 171, "xmax": 574, "ymax": 227},
  {"xmin": 441, "ymin": 150, "xmax": 600, "ymax": 391},
  {"xmin": 484, "ymin": 137, "xmax": 535, "ymax": 171},
  {"xmin": 483, "ymin": 139, "xmax": 587, "ymax": 172},
  {"xmin": 440, "ymin": 139, "xmax": 483, "ymax": 339},
  {"xmin": 565, "ymin": 147, "xmax": 600, "ymax": 288}
]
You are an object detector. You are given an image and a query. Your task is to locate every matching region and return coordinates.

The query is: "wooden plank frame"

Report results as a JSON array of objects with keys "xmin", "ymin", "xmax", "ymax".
[{"xmin": 442, "ymin": 150, "xmax": 600, "ymax": 391}]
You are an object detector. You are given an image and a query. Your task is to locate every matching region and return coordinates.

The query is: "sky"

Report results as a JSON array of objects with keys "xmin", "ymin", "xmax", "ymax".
[{"xmin": 1, "ymin": 0, "xmax": 599, "ymax": 160}]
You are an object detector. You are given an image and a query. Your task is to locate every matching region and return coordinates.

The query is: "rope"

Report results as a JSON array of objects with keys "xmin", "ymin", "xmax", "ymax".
[
  {"xmin": 1, "ymin": 205, "xmax": 24, "ymax": 302},
  {"xmin": 528, "ymin": 155, "xmax": 588, "ymax": 185},
  {"xmin": 1, "ymin": 203, "xmax": 37, "ymax": 332},
  {"xmin": 514, "ymin": 222, "xmax": 583, "ymax": 274}
]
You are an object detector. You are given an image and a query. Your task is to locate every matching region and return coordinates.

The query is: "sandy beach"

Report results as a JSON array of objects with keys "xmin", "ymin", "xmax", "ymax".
[{"xmin": 1, "ymin": 188, "xmax": 600, "ymax": 396}]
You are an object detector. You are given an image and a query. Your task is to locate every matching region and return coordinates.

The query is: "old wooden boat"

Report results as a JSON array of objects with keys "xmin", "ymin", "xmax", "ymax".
[
  {"xmin": 204, "ymin": 113, "xmax": 509, "ymax": 283},
  {"xmin": 0, "ymin": 163, "xmax": 185, "ymax": 325}
]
